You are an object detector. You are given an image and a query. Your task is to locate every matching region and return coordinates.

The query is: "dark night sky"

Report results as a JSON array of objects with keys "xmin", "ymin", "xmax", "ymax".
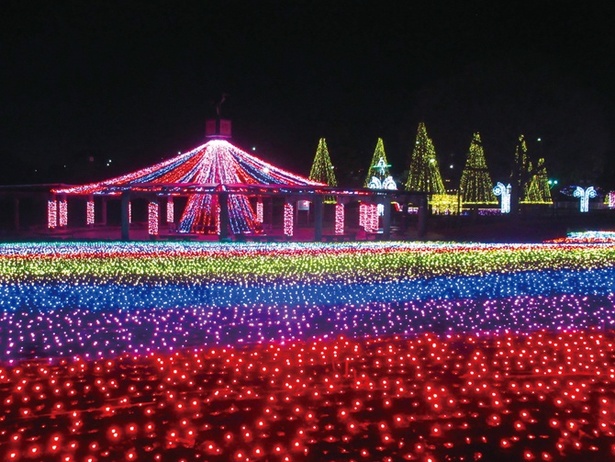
[{"xmin": 1, "ymin": 0, "xmax": 615, "ymax": 188}]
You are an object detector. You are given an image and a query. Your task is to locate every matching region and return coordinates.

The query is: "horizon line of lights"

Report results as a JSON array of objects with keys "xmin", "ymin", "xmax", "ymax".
[{"xmin": 0, "ymin": 241, "xmax": 613, "ymax": 286}]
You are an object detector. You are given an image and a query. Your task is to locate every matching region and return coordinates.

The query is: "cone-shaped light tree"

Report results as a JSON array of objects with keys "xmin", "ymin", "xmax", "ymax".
[
  {"xmin": 404, "ymin": 122, "xmax": 445, "ymax": 194},
  {"xmin": 459, "ymin": 132, "xmax": 497, "ymax": 205},
  {"xmin": 524, "ymin": 157, "xmax": 553, "ymax": 204},
  {"xmin": 309, "ymin": 138, "xmax": 337, "ymax": 187},
  {"xmin": 513, "ymin": 134, "xmax": 531, "ymax": 201},
  {"xmin": 510, "ymin": 134, "xmax": 552, "ymax": 210},
  {"xmin": 364, "ymin": 138, "xmax": 396, "ymax": 189}
]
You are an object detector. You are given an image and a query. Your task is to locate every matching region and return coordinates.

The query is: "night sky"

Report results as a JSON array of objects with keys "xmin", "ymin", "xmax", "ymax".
[{"xmin": 2, "ymin": 1, "xmax": 615, "ymax": 189}]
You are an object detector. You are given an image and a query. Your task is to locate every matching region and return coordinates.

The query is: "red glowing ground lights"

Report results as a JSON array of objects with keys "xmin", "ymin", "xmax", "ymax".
[{"xmin": 1, "ymin": 332, "xmax": 615, "ymax": 461}]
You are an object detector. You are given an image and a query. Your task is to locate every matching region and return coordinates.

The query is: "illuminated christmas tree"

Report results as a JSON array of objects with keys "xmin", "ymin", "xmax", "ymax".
[
  {"xmin": 309, "ymin": 138, "xmax": 337, "ymax": 187},
  {"xmin": 459, "ymin": 132, "xmax": 497, "ymax": 205},
  {"xmin": 524, "ymin": 157, "xmax": 552, "ymax": 204},
  {"xmin": 404, "ymin": 122, "xmax": 445, "ymax": 194},
  {"xmin": 364, "ymin": 138, "xmax": 396, "ymax": 189},
  {"xmin": 309, "ymin": 138, "xmax": 337, "ymax": 204},
  {"xmin": 512, "ymin": 134, "xmax": 531, "ymax": 202}
]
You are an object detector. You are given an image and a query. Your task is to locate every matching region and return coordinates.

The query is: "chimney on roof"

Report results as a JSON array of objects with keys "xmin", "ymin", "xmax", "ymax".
[{"xmin": 206, "ymin": 93, "xmax": 232, "ymax": 139}]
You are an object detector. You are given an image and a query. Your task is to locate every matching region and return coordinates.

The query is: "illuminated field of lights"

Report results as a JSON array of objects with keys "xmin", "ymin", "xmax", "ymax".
[{"xmin": 0, "ymin": 240, "xmax": 614, "ymax": 461}]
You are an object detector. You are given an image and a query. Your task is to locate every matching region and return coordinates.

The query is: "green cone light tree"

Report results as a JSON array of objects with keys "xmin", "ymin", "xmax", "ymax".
[
  {"xmin": 459, "ymin": 132, "xmax": 497, "ymax": 205},
  {"xmin": 524, "ymin": 157, "xmax": 553, "ymax": 204},
  {"xmin": 404, "ymin": 122, "xmax": 445, "ymax": 194},
  {"xmin": 309, "ymin": 138, "xmax": 337, "ymax": 204}
]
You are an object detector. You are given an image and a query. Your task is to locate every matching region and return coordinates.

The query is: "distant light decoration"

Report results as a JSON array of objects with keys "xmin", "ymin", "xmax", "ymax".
[
  {"xmin": 365, "ymin": 139, "xmax": 395, "ymax": 190},
  {"xmin": 459, "ymin": 132, "xmax": 497, "ymax": 205},
  {"xmin": 513, "ymin": 134, "xmax": 531, "ymax": 202},
  {"xmin": 309, "ymin": 138, "xmax": 337, "ymax": 187},
  {"xmin": 128, "ymin": 201, "xmax": 132, "ymax": 224},
  {"xmin": 368, "ymin": 175, "xmax": 395, "ymax": 189},
  {"xmin": 548, "ymin": 230, "xmax": 615, "ymax": 244},
  {"xmin": 430, "ymin": 193, "xmax": 459, "ymax": 215},
  {"xmin": 359, "ymin": 202, "xmax": 367, "ymax": 228},
  {"xmin": 166, "ymin": 197, "xmax": 174, "ymax": 223},
  {"xmin": 405, "ymin": 122, "xmax": 445, "ymax": 194},
  {"xmin": 58, "ymin": 198, "xmax": 68, "ymax": 227},
  {"xmin": 283, "ymin": 202, "xmax": 294, "ymax": 236},
  {"xmin": 335, "ymin": 203, "xmax": 344, "ymax": 235},
  {"xmin": 524, "ymin": 158, "xmax": 553, "ymax": 204},
  {"xmin": 86, "ymin": 199, "xmax": 95, "ymax": 225},
  {"xmin": 309, "ymin": 138, "xmax": 337, "ymax": 204},
  {"xmin": 573, "ymin": 186, "xmax": 596, "ymax": 213},
  {"xmin": 608, "ymin": 191, "xmax": 615, "ymax": 209},
  {"xmin": 256, "ymin": 199, "xmax": 264, "ymax": 223},
  {"xmin": 148, "ymin": 201, "xmax": 159, "ymax": 235},
  {"xmin": 47, "ymin": 199, "xmax": 57, "ymax": 229},
  {"xmin": 362, "ymin": 203, "xmax": 379, "ymax": 233},
  {"xmin": 494, "ymin": 182, "xmax": 512, "ymax": 214}
]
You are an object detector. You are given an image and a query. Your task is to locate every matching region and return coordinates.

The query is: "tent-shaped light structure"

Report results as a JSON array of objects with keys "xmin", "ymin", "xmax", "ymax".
[{"xmin": 53, "ymin": 139, "xmax": 323, "ymax": 234}]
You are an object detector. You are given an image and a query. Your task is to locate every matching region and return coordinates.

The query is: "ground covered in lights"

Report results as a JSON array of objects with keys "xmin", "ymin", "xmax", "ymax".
[{"xmin": 1, "ymin": 239, "xmax": 615, "ymax": 461}]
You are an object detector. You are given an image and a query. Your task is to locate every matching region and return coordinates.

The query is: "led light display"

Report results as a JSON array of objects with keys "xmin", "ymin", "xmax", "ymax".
[
  {"xmin": 309, "ymin": 138, "xmax": 337, "ymax": 204},
  {"xmin": 308, "ymin": 138, "xmax": 337, "ymax": 187},
  {"xmin": 166, "ymin": 197, "xmax": 174, "ymax": 223},
  {"xmin": 525, "ymin": 158, "xmax": 553, "ymax": 204},
  {"xmin": 47, "ymin": 199, "xmax": 57, "ymax": 229},
  {"xmin": 365, "ymin": 138, "xmax": 396, "ymax": 190},
  {"xmin": 573, "ymin": 186, "xmax": 596, "ymax": 213},
  {"xmin": 335, "ymin": 203, "xmax": 344, "ymax": 235},
  {"xmin": 359, "ymin": 202, "xmax": 367, "ymax": 228},
  {"xmin": 256, "ymin": 198, "xmax": 264, "ymax": 223},
  {"xmin": 86, "ymin": 199, "xmax": 95, "ymax": 225},
  {"xmin": 513, "ymin": 134, "xmax": 531, "ymax": 202},
  {"xmin": 494, "ymin": 182, "xmax": 512, "ymax": 214},
  {"xmin": 283, "ymin": 202, "xmax": 294, "ymax": 236},
  {"xmin": 52, "ymin": 140, "xmax": 322, "ymax": 235},
  {"xmin": 404, "ymin": 122, "xmax": 445, "ymax": 194},
  {"xmin": 148, "ymin": 201, "xmax": 159, "ymax": 235},
  {"xmin": 0, "ymin": 241, "xmax": 613, "ymax": 461},
  {"xmin": 58, "ymin": 198, "xmax": 68, "ymax": 227},
  {"xmin": 460, "ymin": 132, "xmax": 497, "ymax": 205}
]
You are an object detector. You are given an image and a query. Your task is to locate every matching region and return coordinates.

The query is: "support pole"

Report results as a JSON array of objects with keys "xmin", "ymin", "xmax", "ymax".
[
  {"xmin": 313, "ymin": 195, "xmax": 324, "ymax": 241},
  {"xmin": 381, "ymin": 198, "xmax": 391, "ymax": 240},
  {"xmin": 121, "ymin": 192, "xmax": 130, "ymax": 241},
  {"xmin": 218, "ymin": 191, "xmax": 230, "ymax": 241},
  {"xmin": 418, "ymin": 194, "xmax": 428, "ymax": 239},
  {"xmin": 101, "ymin": 197, "xmax": 108, "ymax": 226}
]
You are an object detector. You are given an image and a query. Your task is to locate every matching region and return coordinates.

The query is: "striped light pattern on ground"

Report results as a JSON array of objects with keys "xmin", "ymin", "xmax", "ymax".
[{"xmin": 0, "ymin": 239, "xmax": 614, "ymax": 460}]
